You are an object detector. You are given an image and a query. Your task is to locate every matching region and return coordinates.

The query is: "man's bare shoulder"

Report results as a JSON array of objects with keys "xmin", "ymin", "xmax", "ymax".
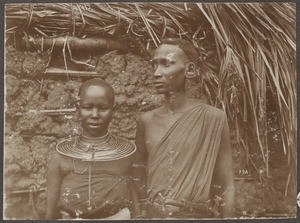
[
  {"xmin": 202, "ymin": 103, "xmax": 226, "ymax": 119},
  {"xmin": 139, "ymin": 106, "xmax": 163, "ymax": 123},
  {"xmin": 188, "ymin": 99, "xmax": 226, "ymax": 118},
  {"xmin": 207, "ymin": 105, "xmax": 225, "ymax": 116}
]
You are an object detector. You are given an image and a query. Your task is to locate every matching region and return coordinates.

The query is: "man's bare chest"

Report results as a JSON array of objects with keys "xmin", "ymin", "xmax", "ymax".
[{"xmin": 143, "ymin": 113, "xmax": 183, "ymax": 152}]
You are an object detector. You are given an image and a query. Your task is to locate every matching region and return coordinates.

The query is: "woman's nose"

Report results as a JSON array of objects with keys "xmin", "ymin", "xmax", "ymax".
[{"xmin": 91, "ymin": 108, "xmax": 99, "ymax": 117}]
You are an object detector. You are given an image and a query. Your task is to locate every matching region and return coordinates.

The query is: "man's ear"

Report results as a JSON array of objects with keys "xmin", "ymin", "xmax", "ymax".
[{"xmin": 185, "ymin": 62, "xmax": 197, "ymax": 78}]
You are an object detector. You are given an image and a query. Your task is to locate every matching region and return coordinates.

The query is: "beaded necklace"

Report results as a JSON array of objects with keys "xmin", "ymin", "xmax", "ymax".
[{"xmin": 57, "ymin": 133, "xmax": 136, "ymax": 161}]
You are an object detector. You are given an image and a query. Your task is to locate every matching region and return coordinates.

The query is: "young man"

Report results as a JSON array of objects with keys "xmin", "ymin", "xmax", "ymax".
[
  {"xmin": 134, "ymin": 38, "xmax": 235, "ymax": 219},
  {"xmin": 45, "ymin": 78, "xmax": 140, "ymax": 219}
]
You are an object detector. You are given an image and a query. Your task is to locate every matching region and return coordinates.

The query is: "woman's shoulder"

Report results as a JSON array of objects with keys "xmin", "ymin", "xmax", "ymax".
[{"xmin": 110, "ymin": 134, "xmax": 136, "ymax": 149}]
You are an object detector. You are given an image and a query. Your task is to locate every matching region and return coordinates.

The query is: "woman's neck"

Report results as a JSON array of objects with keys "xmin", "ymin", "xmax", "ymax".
[{"xmin": 80, "ymin": 131, "xmax": 109, "ymax": 144}]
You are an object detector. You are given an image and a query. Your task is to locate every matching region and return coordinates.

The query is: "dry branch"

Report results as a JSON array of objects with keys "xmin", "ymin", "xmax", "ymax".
[
  {"xmin": 9, "ymin": 187, "xmax": 46, "ymax": 195},
  {"xmin": 45, "ymin": 68, "xmax": 99, "ymax": 78},
  {"xmin": 21, "ymin": 36, "xmax": 128, "ymax": 52},
  {"xmin": 14, "ymin": 108, "xmax": 76, "ymax": 116}
]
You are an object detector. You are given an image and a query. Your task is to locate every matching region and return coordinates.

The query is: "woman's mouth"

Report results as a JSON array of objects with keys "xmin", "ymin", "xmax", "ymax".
[
  {"xmin": 154, "ymin": 82, "xmax": 164, "ymax": 88},
  {"xmin": 87, "ymin": 123, "xmax": 102, "ymax": 128}
]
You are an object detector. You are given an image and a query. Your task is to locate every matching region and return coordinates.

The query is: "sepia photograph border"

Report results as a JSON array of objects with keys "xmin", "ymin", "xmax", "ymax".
[{"xmin": 1, "ymin": 0, "xmax": 299, "ymax": 222}]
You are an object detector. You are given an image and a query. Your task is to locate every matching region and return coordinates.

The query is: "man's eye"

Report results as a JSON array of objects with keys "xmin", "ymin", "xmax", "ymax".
[
  {"xmin": 150, "ymin": 60, "xmax": 157, "ymax": 69},
  {"xmin": 162, "ymin": 59, "xmax": 173, "ymax": 67}
]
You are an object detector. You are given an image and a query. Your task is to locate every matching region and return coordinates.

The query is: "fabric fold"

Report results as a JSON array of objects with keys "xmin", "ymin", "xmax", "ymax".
[
  {"xmin": 59, "ymin": 171, "xmax": 131, "ymax": 219},
  {"xmin": 147, "ymin": 104, "xmax": 227, "ymax": 205}
]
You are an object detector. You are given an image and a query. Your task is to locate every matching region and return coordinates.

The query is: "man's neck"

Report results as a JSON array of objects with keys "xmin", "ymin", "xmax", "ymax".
[{"xmin": 163, "ymin": 90, "xmax": 188, "ymax": 114}]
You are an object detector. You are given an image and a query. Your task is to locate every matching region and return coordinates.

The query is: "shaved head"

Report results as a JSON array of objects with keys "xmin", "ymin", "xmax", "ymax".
[
  {"xmin": 79, "ymin": 78, "xmax": 115, "ymax": 106},
  {"xmin": 159, "ymin": 38, "xmax": 198, "ymax": 66}
]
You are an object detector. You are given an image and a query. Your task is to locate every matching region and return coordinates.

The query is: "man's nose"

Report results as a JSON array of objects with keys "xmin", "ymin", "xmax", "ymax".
[{"xmin": 154, "ymin": 66, "xmax": 163, "ymax": 77}]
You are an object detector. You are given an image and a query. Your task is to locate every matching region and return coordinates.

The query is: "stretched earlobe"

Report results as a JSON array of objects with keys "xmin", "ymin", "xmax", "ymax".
[
  {"xmin": 185, "ymin": 71, "xmax": 197, "ymax": 79},
  {"xmin": 185, "ymin": 62, "xmax": 199, "ymax": 78},
  {"xmin": 75, "ymin": 110, "xmax": 82, "ymax": 122},
  {"xmin": 72, "ymin": 126, "xmax": 83, "ymax": 136}
]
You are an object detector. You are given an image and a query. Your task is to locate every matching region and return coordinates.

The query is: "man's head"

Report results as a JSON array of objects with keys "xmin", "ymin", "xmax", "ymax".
[
  {"xmin": 77, "ymin": 78, "xmax": 115, "ymax": 137},
  {"xmin": 160, "ymin": 38, "xmax": 199, "ymax": 65},
  {"xmin": 150, "ymin": 38, "xmax": 198, "ymax": 94}
]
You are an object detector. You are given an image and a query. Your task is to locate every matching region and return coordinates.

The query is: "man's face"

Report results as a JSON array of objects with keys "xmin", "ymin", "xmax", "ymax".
[
  {"xmin": 78, "ymin": 85, "xmax": 114, "ymax": 137},
  {"xmin": 151, "ymin": 44, "xmax": 189, "ymax": 94}
]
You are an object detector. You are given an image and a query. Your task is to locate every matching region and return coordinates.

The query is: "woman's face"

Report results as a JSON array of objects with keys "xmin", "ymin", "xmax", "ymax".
[
  {"xmin": 150, "ymin": 44, "xmax": 189, "ymax": 94},
  {"xmin": 78, "ymin": 85, "xmax": 114, "ymax": 137}
]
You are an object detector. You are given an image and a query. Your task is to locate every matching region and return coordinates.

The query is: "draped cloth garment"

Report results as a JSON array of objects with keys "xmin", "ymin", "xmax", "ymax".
[
  {"xmin": 147, "ymin": 104, "xmax": 227, "ymax": 216},
  {"xmin": 59, "ymin": 170, "xmax": 131, "ymax": 219},
  {"xmin": 56, "ymin": 133, "xmax": 136, "ymax": 219}
]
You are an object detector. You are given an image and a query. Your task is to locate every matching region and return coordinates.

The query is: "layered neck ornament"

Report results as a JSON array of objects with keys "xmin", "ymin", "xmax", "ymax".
[
  {"xmin": 56, "ymin": 132, "xmax": 136, "ymax": 209},
  {"xmin": 56, "ymin": 132, "xmax": 136, "ymax": 161}
]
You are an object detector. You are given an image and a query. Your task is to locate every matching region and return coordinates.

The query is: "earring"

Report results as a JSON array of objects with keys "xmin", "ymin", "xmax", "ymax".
[
  {"xmin": 185, "ymin": 62, "xmax": 199, "ymax": 79},
  {"xmin": 72, "ymin": 126, "xmax": 82, "ymax": 136},
  {"xmin": 185, "ymin": 70, "xmax": 197, "ymax": 79}
]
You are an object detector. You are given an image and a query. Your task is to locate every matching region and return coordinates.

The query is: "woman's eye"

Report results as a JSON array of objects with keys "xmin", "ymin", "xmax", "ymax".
[{"xmin": 81, "ymin": 105, "xmax": 91, "ymax": 109}]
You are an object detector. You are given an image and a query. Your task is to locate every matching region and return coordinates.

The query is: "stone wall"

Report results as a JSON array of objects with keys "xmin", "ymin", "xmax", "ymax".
[{"xmin": 4, "ymin": 49, "xmax": 165, "ymax": 219}]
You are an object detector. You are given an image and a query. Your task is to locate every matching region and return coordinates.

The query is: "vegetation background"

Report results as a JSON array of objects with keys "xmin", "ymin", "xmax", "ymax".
[{"xmin": 4, "ymin": 3, "xmax": 296, "ymax": 219}]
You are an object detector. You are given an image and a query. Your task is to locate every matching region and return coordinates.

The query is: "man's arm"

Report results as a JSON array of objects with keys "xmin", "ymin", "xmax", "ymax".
[
  {"xmin": 212, "ymin": 119, "xmax": 235, "ymax": 218},
  {"xmin": 45, "ymin": 151, "xmax": 63, "ymax": 219},
  {"xmin": 128, "ymin": 176, "xmax": 142, "ymax": 218}
]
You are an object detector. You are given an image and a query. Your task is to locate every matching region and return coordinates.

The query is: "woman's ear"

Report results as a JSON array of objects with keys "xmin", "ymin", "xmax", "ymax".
[
  {"xmin": 75, "ymin": 96, "xmax": 80, "ymax": 109},
  {"xmin": 74, "ymin": 96, "xmax": 81, "ymax": 120},
  {"xmin": 112, "ymin": 103, "xmax": 117, "ymax": 112},
  {"xmin": 185, "ymin": 62, "xmax": 197, "ymax": 78}
]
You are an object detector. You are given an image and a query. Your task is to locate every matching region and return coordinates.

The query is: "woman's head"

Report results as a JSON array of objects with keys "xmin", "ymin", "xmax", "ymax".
[{"xmin": 77, "ymin": 78, "xmax": 115, "ymax": 137}]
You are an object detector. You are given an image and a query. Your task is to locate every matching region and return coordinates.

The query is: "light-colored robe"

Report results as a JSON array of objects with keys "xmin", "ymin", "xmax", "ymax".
[{"xmin": 147, "ymin": 104, "xmax": 228, "ymax": 217}]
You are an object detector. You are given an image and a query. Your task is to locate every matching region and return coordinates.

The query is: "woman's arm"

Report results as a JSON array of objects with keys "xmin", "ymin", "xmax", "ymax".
[{"xmin": 45, "ymin": 151, "xmax": 63, "ymax": 219}]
